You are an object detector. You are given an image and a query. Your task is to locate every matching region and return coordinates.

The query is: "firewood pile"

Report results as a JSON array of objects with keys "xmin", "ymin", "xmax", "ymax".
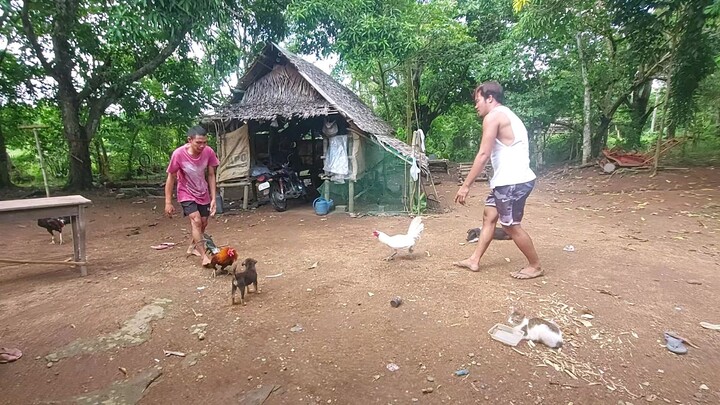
[
  {"xmin": 457, "ymin": 162, "xmax": 492, "ymax": 183},
  {"xmin": 428, "ymin": 158, "xmax": 449, "ymax": 174}
]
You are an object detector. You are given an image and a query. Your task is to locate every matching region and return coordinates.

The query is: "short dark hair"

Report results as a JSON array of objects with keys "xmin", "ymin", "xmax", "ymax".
[
  {"xmin": 474, "ymin": 81, "xmax": 505, "ymax": 104},
  {"xmin": 186, "ymin": 125, "xmax": 207, "ymax": 138}
]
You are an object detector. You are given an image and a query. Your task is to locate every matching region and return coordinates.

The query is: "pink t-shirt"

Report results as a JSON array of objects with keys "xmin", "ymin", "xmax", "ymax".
[{"xmin": 167, "ymin": 145, "xmax": 220, "ymax": 205}]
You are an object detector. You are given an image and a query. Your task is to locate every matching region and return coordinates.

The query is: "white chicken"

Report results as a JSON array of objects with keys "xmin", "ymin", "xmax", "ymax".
[{"xmin": 372, "ymin": 216, "xmax": 424, "ymax": 261}]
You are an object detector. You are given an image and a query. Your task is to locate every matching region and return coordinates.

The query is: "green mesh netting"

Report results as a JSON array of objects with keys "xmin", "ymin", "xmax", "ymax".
[{"xmin": 319, "ymin": 138, "xmax": 425, "ymax": 215}]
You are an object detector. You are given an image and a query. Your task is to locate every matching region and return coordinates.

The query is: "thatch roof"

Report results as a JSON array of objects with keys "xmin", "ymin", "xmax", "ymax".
[{"xmin": 203, "ymin": 42, "xmax": 427, "ymax": 169}]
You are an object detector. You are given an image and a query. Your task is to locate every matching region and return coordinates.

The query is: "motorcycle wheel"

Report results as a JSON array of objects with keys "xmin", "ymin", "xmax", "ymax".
[{"xmin": 270, "ymin": 184, "xmax": 288, "ymax": 212}]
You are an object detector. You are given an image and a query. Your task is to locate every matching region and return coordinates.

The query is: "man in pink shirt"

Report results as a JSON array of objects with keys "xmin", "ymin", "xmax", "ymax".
[{"xmin": 164, "ymin": 126, "xmax": 220, "ymax": 266}]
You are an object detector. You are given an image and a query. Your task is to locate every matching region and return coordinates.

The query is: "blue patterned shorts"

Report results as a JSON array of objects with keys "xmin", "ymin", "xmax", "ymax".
[{"xmin": 485, "ymin": 180, "xmax": 536, "ymax": 226}]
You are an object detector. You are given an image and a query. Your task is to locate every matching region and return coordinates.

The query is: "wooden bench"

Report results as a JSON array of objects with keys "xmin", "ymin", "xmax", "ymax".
[
  {"xmin": 0, "ymin": 195, "xmax": 92, "ymax": 276},
  {"xmin": 218, "ymin": 179, "xmax": 253, "ymax": 210}
]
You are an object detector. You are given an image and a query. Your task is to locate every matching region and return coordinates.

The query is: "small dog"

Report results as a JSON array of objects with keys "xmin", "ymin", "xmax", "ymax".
[
  {"xmin": 466, "ymin": 226, "xmax": 512, "ymax": 243},
  {"xmin": 231, "ymin": 257, "xmax": 260, "ymax": 305}
]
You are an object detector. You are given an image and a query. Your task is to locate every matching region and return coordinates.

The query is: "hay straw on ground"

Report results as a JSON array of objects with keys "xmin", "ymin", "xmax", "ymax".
[{"xmin": 506, "ymin": 292, "xmax": 639, "ymax": 398}]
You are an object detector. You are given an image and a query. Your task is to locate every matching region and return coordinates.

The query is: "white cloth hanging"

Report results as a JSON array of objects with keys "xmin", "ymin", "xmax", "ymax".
[
  {"xmin": 410, "ymin": 157, "xmax": 420, "ymax": 181},
  {"xmin": 324, "ymin": 134, "xmax": 349, "ymax": 182},
  {"xmin": 413, "ymin": 129, "xmax": 426, "ymax": 153}
]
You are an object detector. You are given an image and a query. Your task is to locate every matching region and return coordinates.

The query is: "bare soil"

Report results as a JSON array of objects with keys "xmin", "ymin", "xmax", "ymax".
[{"xmin": 1, "ymin": 166, "xmax": 719, "ymax": 404}]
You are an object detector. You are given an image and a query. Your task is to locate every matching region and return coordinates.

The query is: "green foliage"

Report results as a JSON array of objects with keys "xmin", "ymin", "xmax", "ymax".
[
  {"xmin": 609, "ymin": 0, "xmax": 717, "ymax": 136},
  {"xmin": 3, "ymin": 0, "xmax": 720, "ymax": 191},
  {"xmin": 543, "ymin": 133, "xmax": 580, "ymax": 164},
  {"xmin": 289, "ymin": 0, "xmax": 481, "ymax": 141},
  {"xmin": 427, "ymin": 104, "xmax": 481, "ymax": 162},
  {"xmin": 2, "ymin": 102, "xmax": 68, "ymax": 184},
  {"xmin": 4, "ymin": 0, "xmax": 289, "ymax": 189}
]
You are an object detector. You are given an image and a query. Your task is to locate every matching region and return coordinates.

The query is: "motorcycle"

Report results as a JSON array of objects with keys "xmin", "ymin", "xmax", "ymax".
[{"xmin": 255, "ymin": 162, "xmax": 311, "ymax": 212}]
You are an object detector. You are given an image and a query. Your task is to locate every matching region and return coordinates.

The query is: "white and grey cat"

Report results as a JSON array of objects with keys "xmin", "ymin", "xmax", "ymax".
[{"xmin": 508, "ymin": 308, "xmax": 563, "ymax": 349}]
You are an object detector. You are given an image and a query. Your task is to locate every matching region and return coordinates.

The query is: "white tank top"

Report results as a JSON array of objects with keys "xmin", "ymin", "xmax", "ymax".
[{"xmin": 489, "ymin": 105, "xmax": 536, "ymax": 188}]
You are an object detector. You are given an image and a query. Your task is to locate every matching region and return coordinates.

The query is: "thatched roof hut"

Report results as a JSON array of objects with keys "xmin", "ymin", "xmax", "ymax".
[{"xmin": 202, "ymin": 42, "xmax": 428, "ymax": 214}]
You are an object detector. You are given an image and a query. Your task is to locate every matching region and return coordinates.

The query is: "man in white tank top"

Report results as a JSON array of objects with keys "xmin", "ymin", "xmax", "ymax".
[{"xmin": 453, "ymin": 81, "xmax": 543, "ymax": 279}]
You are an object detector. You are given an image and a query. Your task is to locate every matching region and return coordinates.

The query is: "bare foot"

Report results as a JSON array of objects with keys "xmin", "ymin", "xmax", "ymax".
[
  {"xmin": 453, "ymin": 259, "xmax": 480, "ymax": 272},
  {"xmin": 201, "ymin": 255, "xmax": 212, "ymax": 267},
  {"xmin": 510, "ymin": 267, "xmax": 544, "ymax": 279},
  {"xmin": 186, "ymin": 244, "xmax": 202, "ymax": 257}
]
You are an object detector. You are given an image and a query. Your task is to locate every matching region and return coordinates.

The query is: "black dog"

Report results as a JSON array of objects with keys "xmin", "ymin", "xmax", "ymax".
[
  {"xmin": 231, "ymin": 258, "xmax": 259, "ymax": 305},
  {"xmin": 466, "ymin": 227, "xmax": 512, "ymax": 243}
]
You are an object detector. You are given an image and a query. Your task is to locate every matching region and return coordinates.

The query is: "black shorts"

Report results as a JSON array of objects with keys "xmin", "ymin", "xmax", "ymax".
[
  {"xmin": 181, "ymin": 201, "xmax": 210, "ymax": 217},
  {"xmin": 485, "ymin": 180, "xmax": 536, "ymax": 226}
]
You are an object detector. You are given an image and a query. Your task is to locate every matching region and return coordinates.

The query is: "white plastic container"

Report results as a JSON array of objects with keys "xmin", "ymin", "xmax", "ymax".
[{"xmin": 488, "ymin": 323, "xmax": 524, "ymax": 347}]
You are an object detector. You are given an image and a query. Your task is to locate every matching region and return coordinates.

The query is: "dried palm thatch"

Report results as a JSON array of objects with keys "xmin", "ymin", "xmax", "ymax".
[{"xmin": 210, "ymin": 64, "xmax": 334, "ymax": 121}]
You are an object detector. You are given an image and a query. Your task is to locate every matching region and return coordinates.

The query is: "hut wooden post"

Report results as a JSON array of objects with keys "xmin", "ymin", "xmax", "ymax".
[
  {"xmin": 323, "ymin": 135, "xmax": 330, "ymax": 201},
  {"xmin": 348, "ymin": 180, "xmax": 355, "ymax": 213},
  {"xmin": 243, "ymin": 185, "xmax": 249, "ymax": 209}
]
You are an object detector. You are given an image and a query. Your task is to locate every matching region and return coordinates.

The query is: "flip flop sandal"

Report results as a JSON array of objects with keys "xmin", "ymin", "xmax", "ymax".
[
  {"xmin": 150, "ymin": 242, "xmax": 176, "ymax": 250},
  {"xmin": 700, "ymin": 322, "xmax": 720, "ymax": 331},
  {"xmin": 664, "ymin": 332, "xmax": 688, "ymax": 354},
  {"xmin": 0, "ymin": 347, "xmax": 22, "ymax": 363}
]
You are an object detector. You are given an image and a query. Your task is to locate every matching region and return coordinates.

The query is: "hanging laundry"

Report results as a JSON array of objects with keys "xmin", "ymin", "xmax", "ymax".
[{"xmin": 324, "ymin": 134, "xmax": 349, "ymax": 182}]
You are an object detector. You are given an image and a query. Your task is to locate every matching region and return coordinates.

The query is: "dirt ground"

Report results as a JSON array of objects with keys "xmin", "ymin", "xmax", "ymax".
[{"xmin": 1, "ymin": 165, "xmax": 719, "ymax": 405}]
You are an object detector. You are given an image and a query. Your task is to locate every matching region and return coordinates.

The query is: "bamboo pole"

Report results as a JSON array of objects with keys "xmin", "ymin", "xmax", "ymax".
[
  {"xmin": 652, "ymin": 47, "xmax": 674, "ymax": 177},
  {"xmin": 0, "ymin": 258, "xmax": 87, "ymax": 266},
  {"xmin": 33, "ymin": 128, "xmax": 51, "ymax": 198},
  {"xmin": 19, "ymin": 124, "xmax": 51, "ymax": 197}
]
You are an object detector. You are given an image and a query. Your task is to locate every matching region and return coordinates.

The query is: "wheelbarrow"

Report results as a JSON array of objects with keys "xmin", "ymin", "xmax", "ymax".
[{"xmin": 599, "ymin": 138, "xmax": 685, "ymax": 173}]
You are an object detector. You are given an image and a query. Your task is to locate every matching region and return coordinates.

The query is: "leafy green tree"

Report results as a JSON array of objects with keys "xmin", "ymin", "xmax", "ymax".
[
  {"xmin": 289, "ymin": 0, "xmax": 480, "ymax": 142},
  {"xmin": 16, "ymin": 0, "xmax": 287, "ymax": 190}
]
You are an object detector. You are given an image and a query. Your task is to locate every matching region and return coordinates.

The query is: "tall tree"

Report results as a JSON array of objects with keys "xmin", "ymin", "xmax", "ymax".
[
  {"xmin": 288, "ymin": 0, "xmax": 479, "ymax": 140},
  {"xmin": 514, "ymin": 0, "xmax": 625, "ymax": 160},
  {"xmin": 16, "ymin": 0, "xmax": 287, "ymax": 190}
]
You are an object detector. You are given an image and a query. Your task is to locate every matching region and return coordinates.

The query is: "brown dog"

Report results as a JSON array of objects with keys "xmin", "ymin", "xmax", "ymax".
[{"xmin": 231, "ymin": 258, "xmax": 259, "ymax": 305}]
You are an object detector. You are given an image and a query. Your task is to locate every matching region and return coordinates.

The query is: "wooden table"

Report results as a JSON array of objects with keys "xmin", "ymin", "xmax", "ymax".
[{"xmin": 0, "ymin": 195, "xmax": 92, "ymax": 276}]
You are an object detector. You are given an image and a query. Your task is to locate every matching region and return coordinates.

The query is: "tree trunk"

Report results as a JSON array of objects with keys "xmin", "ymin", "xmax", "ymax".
[
  {"xmin": 576, "ymin": 33, "xmax": 592, "ymax": 164},
  {"xmin": 67, "ymin": 135, "xmax": 93, "ymax": 189},
  {"xmin": 416, "ymin": 103, "xmax": 438, "ymax": 140},
  {"xmin": 0, "ymin": 124, "xmax": 13, "ymax": 188},
  {"xmin": 377, "ymin": 61, "xmax": 392, "ymax": 122},
  {"xmin": 125, "ymin": 130, "xmax": 140, "ymax": 180},
  {"xmin": 58, "ymin": 97, "xmax": 94, "ymax": 190},
  {"xmin": 626, "ymin": 79, "xmax": 653, "ymax": 148},
  {"xmin": 594, "ymin": 116, "xmax": 612, "ymax": 156},
  {"xmin": 94, "ymin": 135, "xmax": 110, "ymax": 183}
]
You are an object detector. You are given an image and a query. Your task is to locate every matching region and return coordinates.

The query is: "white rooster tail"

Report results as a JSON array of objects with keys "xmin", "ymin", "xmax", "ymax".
[{"xmin": 406, "ymin": 216, "xmax": 424, "ymax": 241}]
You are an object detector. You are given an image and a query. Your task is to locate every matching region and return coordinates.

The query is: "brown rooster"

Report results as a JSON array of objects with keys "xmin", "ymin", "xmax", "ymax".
[{"xmin": 205, "ymin": 247, "xmax": 238, "ymax": 277}]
